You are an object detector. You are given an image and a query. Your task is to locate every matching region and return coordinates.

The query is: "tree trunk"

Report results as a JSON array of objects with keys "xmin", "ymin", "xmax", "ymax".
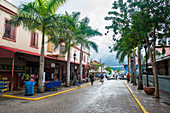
[
  {"xmin": 130, "ymin": 54, "xmax": 134, "ymax": 83},
  {"xmin": 133, "ymin": 51, "xmax": 137, "ymax": 85},
  {"xmin": 37, "ymin": 28, "xmax": 45, "ymax": 93},
  {"xmin": 128, "ymin": 55, "xmax": 130, "ymax": 75},
  {"xmin": 146, "ymin": 30, "xmax": 159, "ymax": 98},
  {"xmin": 80, "ymin": 44, "xmax": 83, "ymax": 81},
  {"xmin": 66, "ymin": 49, "xmax": 71, "ymax": 87},
  {"xmin": 138, "ymin": 45, "xmax": 143, "ymax": 89}
]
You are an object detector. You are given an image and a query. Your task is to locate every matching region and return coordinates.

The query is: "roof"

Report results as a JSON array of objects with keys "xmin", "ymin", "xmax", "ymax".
[{"xmin": 156, "ymin": 47, "xmax": 170, "ymax": 56}]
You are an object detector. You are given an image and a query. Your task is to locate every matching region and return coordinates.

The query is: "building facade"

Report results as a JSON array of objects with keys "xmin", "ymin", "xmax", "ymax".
[{"xmin": 0, "ymin": 0, "xmax": 90, "ymax": 91}]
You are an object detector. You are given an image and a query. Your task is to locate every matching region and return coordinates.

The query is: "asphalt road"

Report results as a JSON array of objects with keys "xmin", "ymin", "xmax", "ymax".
[{"xmin": 0, "ymin": 80, "xmax": 142, "ymax": 113}]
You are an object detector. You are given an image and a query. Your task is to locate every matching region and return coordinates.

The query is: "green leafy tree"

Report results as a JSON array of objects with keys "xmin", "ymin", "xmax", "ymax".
[
  {"xmin": 52, "ymin": 12, "xmax": 80, "ymax": 86},
  {"xmin": 105, "ymin": 0, "xmax": 170, "ymax": 98},
  {"xmin": 10, "ymin": 0, "xmax": 67, "ymax": 92},
  {"xmin": 75, "ymin": 17, "xmax": 102, "ymax": 81},
  {"xmin": 104, "ymin": 66, "xmax": 112, "ymax": 75}
]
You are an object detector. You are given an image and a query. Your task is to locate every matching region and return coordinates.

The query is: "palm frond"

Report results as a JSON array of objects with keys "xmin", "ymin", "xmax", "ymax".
[{"xmin": 46, "ymin": 0, "xmax": 67, "ymax": 14}]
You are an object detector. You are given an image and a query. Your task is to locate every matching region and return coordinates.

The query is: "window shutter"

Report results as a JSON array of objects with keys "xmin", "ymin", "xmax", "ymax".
[
  {"xmin": 10, "ymin": 26, "xmax": 15, "ymax": 40},
  {"xmin": 31, "ymin": 32, "xmax": 34, "ymax": 46},
  {"xmin": 5, "ymin": 20, "xmax": 11, "ymax": 38},
  {"xmin": 35, "ymin": 33, "xmax": 38, "ymax": 47},
  {"xmin": 48, "ymin": 36, "xmax": 53, "ymax": 52}
]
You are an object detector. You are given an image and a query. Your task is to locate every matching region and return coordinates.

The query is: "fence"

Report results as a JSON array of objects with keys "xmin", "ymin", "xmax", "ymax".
[{"xmin": 142, "ymin": 74, "xmax": 170, "ymax": 93}]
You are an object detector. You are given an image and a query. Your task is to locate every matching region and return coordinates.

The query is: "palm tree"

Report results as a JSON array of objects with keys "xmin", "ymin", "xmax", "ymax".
[
  {"xmin": 10, "ymin": 0, "xmax": 67, "ymax": 92},
  {"xmin": 133, "ymin": 50, "xmax": 137, "ymax": 85},
  {"xmin": 52, "ymin": 12, "xmax": 80, "ymax": 87},
  {"xmin": 138, "ymin": 45, "xmax": 143, "ymax": 89},
  {"xmin": 76, "ymin": 17, "xmax": 102, "ymax": 81}
]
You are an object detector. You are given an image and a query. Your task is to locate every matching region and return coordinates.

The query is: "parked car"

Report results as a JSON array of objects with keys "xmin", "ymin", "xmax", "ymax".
[
  {"xmin": 119, "ymin": 75, "xmax": 126, "ymax": 80},
  {"xmin": 107, "ymin": 75, "xmax": 116, "ymax": 80}
]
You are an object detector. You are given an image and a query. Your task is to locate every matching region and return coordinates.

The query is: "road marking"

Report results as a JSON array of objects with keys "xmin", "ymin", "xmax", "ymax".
[
  {"xmin": 2, "ymin": 81, "xmax": 99, "ymax": 101},
  {"xmin": 124, "ymin": 81, "xmax": 149, "ymax": 113}
]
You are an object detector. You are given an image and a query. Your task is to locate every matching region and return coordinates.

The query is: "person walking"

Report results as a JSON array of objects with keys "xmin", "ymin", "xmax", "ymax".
[
  {"xmin": 73, "ymin": 74, "xmax": 77, "ymax": 86},
  {"xmin": 90, "ymin": 73, "xmax": 94, "ymax": 85},
  {"xmin": 126, "ymin": 74, "xmax": 130, "ymax": 83},
  {"xmin": 100, "ymin": 73, "xmax": 104, "ymax": 84},
  {"xmin": 77, "ymin": 75, "xmax": 81, "ymax": 87}
]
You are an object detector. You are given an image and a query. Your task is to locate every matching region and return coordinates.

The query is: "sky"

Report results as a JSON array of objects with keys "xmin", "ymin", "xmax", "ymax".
[{"xmin": 7, "ymin": 0, "xmax": 126, "ymax": 66}]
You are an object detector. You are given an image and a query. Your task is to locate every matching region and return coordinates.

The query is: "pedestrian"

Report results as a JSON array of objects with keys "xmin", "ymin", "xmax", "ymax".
[
  {"xmin": 51, "ymin": 73, "xmax": 54, "ymax": 81},
  {"xmin": 122, "ymin": 74, "xmax": 124, "ymax": 80},
  {"xmin": 90, "ymin": 73, "xmax": 94, "ymax": 85},
  {"xmin": 77, "ymin": 75, "xmax": 81, "ymax": 87},
  {"xmin": 25, "ymin": 74, "xmax": 30, "ymax": 81},
  {"xmin": 126, "ymin": 74, "xmax": 130, "ymax": 83},
  {"xmin": 35, "ymin": 73, "xmax": 38, "ymax": 85},
  {"xmin": 100, "ymin": 73, "xmax": 104, "ymax": 84},
  {"xmin": 30, "ymin": 74, "xmax": 35, "ymax": 81},
  {"xmin": 73, "ymin": 73, "xmax": 77, "ymax": 86}
]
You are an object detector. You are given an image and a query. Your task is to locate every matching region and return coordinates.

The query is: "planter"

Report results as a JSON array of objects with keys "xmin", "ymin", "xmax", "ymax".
[{"xmin": 144, "ymin": 87, "xmax": 155, "ymax": 95}]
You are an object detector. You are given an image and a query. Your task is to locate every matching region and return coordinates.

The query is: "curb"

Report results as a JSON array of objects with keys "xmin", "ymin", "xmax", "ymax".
[
  {"xmin": 124, "ymin": 81, "xmax": 149, "ymax": 113},
  {"xmin": 2, "ymin": 81, "xmax": 98, "ymax": 101}
]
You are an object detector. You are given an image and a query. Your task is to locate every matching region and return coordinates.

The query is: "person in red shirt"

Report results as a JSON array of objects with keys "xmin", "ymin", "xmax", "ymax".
[{"xmin": 126, "ymin": 74, "xmax": 130, "ymax": 83}]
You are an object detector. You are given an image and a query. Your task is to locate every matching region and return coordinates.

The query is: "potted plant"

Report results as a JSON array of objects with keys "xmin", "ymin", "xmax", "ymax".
[{"xmin": 144, "ymin": 87, "xmax": 155, "ymax": 95}]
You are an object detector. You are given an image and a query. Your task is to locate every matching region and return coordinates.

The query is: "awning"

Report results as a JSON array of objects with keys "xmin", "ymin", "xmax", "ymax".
[
  {"xmin": 0, "ymin": 46, "xmax": 86, "ymax": 65},
  {"xmin": 0, "ymin": 46, "xmax": 39, "ymax": 57}
]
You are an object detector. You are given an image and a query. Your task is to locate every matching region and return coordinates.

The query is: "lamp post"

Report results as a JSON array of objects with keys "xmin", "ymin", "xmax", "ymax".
[
  {"xmin": 131, "ymin": 56, "xmax": 134, "ymax": 83},
  {"xmin": 73, "ymin": 53, "xmax": 76, "ymax": 74},
  {"xmin": 144, "ymin": 43, "xmax": 149, "ymax": 87}
]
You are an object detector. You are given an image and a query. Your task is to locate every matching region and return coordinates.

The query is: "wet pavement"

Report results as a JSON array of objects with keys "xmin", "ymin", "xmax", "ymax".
[
  {"xmin": 126, "ymin": 82, "xmax": 170, "ymax": 113},
  {"xmin": 0, "ymin": 80, "xmax": 142, "ymax": 113}
]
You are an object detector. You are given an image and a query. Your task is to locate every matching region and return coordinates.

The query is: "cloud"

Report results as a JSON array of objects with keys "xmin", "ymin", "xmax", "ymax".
[{"xmin": 7, "ymin": 0, "xmax": 125, "ymax": 66}]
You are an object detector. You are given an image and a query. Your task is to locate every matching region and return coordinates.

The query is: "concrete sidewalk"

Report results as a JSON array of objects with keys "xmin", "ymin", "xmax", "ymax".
[
  {"xmin": 0, "ymin": 81, "xmax": 97, "ymax": 100},
  {"xmin": 126, "ymin": 82, "xmax": 170, "ymax": 113}
]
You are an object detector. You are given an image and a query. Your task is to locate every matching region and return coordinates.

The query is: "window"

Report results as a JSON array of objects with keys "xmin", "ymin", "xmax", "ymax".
[
  {"xmin": 84, "ymin": 55, "xmax": 86, "ymax": 62},
  {"xmin": 47, "ymin": 36, "xmax": 53, "ymax": 52},
  {"xmin": 70, "ymin": 49, "xmax": 72, "ymax": 58},
  {"xmin": 3, "ymin": 18, "xmax": 17, "ymax": 42},
  {"xmin": 60, "ymin": 45, "xmax": 64, "ymax": 55},
  {"xmin": 30, "ymin": 31, "xmax": 38, "ymax": 48},
  {"xmin": 87, "ymin": 56, "xmax": 89, "ymax": 63}
]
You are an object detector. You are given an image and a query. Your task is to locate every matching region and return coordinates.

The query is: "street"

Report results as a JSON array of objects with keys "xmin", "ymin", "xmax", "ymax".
[{"xmin": 0, "ymin": 80, "xmax": 142, "ymax": 113}]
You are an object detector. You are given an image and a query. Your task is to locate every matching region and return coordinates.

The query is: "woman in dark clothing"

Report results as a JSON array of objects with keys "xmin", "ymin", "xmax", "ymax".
[{"xmin": 90, "ymin": 73, "xmax": 94, "ymax": 85}]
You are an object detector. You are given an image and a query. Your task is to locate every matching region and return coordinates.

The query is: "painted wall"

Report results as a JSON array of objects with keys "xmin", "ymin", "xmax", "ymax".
[{"xmin": 0, "ymin": 0, "xmax": 90, "ymax": 65}]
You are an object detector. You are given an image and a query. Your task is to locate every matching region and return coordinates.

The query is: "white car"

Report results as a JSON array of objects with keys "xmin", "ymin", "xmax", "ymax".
[{"xmin": 107, "ymin": 75, "xmax": 116, "ymax": 80}]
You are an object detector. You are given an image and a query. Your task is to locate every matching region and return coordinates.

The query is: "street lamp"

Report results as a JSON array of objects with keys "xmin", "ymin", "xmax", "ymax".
[
  {"xmin": 73, "ymin": 53, "xmax": 76, "ymax": 73},
  {"xmin": 131, "ymin": 56, "xmax": 134, "ymax": 83},
  {"xmin": 144, "ymin": 43, "xmax": 149, "ymax": 87}
]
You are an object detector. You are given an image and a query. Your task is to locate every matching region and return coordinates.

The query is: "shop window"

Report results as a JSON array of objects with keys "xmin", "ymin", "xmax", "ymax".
[
  {"xmin": 48, "ymin": 36, "xmax": 53, "ymax": 52},
  {"xmin": 30, "ymin": 31, "xmax": 38, "ymax": 48},
  {"xmin": 3, "ymin": 18, "xmax": 17, "ymax": 42}
]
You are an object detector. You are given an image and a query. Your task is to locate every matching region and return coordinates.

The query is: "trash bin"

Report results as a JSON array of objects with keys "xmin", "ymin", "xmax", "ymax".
[{"xmin": 24, "ymin": 81, "xmax": 35, "ymax": 96}]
